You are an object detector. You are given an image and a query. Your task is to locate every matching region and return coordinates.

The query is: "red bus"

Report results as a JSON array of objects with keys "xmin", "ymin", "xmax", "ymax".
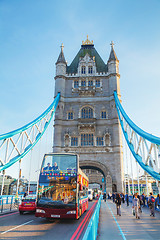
[{"xmin": 35, "ymin": 153, "xmax": 88, "ymax": 219}]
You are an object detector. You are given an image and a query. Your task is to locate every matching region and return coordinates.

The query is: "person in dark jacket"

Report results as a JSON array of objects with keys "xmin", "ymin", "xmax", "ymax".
[
  {"xmin": 115, "ymin": 193, "xmax": 122, "ymax": 216},
  {"xmin": 155, "ymin": 194, "xmax": 160, "ymax": 209},
  {"xmin": 121, "ymin": 193, "xmax": 125, "ymax": 203},
  {"xmin": 126, "ymin": 193, "xmax": 129, "ymax": 206},
  {"xmin": 141, "ymin": 193, "xmax": 146, "ymax": 207},
  {"xmin": 23, "ymin": 191, "xmax": 28, "ymax": 198},
  {"xmin": 103, "ymin": 193, "xmax": 106, "ymax": 202},
  {"xmin": 112, "ymin": 192, "xmax": 115, "ymax": 202}
]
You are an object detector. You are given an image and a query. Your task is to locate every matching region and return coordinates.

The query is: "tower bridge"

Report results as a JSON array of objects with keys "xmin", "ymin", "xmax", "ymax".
[
  {"xmin": 0, "ymin": 36, "xmax": 160, "ymax": 196},
  {"xmin": 53, "ymin": 36, "xmax": 123, "ymax": 193}
]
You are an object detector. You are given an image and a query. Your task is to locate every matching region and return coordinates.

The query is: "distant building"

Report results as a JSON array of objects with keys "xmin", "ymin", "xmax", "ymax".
[
  {"xmin": 9, "ymin": 178, "xmax": 28, "ymax": 195},
  {"xmin": 0, "ymin": 175, "xmax": 15, "ymax": 195},
  {"xmin": 125, "ymin": 174, "xmax": 158, "ymax": 195},
  {"xmin": 27, "ymin": 181, "xmax": 37, "ymax": 194},
  {"xmin": 9, "ymin": 179, "xmax": 37, "ymax": 195}
]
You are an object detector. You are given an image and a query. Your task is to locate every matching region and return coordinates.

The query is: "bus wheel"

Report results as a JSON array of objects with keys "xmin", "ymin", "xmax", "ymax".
[{"xmin": 19, "ymin": 211, "xmax": 23, "ymax": 215}]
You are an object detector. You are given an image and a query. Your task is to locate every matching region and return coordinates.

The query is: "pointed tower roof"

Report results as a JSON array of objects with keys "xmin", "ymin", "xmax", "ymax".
[
  {"xmin": 67, "ymin": 36, "xmax": 108, "ymax": 74},
  {"xmin": 108, "ymin": 41, "xmax": 119, "ymax": 62},
  {"xmin": 56, "ymin": 44, "xmax": 67, "ymax": 65}
]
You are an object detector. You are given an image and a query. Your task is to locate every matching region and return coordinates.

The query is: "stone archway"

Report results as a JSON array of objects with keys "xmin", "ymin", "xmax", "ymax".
[{"xmin": 79, "ymin": 160, "xmax": 114, "ymax": 193}]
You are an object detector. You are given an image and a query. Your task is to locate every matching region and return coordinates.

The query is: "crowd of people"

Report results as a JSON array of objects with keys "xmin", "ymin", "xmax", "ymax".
[{"xmin": 103, "ymin": 191, "xmax": 160, "ymax": 219}]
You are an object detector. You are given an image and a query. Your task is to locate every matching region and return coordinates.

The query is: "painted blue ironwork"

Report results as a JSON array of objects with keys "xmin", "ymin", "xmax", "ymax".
[
  {"xmin": 0, "ymin": 93, "xmax": 60, "ymax": 171},
  {"xmin": 82, "ymin": 195, "xmax": 102, "ymax": 240},
  {"xmin": 114, "ymin": 91, "xmax": 160, "ymax": 180}
]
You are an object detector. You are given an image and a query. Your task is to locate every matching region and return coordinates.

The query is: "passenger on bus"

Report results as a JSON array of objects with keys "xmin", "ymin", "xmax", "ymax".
[
  {"xmin": 43, "ymin": 163, "xmax": 52, "ymax": 171},
  {"xmin": 52, "ymin": 162, "xmax": 59, "ymax": 171}
]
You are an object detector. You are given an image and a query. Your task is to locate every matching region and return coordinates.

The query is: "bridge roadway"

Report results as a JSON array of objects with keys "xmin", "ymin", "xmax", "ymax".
[
  {"xmin": 1, "ymin": 199, "xmax": 160, "ymax": 240},
  {"xmin": 98, "ymin": 199, "xmax": 160, "ymax": 239},
  {"xmin": 0, "ymin": 201, "xmax": 96, "ymax": 240}
]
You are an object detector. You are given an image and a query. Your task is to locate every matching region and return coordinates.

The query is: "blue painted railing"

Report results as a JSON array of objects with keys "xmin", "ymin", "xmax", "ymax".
[
  {"xmin": 82, "ymin": 195, "xmax": 102, "ymax": 240},
  {"xmin": 0, "ymin": 195, "xmax": 23, "ymax": 213}
]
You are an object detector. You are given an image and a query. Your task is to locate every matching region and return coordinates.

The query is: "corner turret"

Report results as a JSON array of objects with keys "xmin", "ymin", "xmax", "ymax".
[
  {"xmin": 56, "ymin": 44, "xmax": 67, "ymax": 76},
  {"xmin": 107, "ymin": 41, "xmax": 119, "ymax": 74},
  {"xmin": 55, "ymin": 44, "xmax": 66, "ymax": 97}
]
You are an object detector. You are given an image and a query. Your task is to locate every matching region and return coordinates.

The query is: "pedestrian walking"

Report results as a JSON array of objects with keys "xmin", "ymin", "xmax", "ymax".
[
  {"xmin": 23, "ymin": 191, "xmax": 28, "ymax": 198},
  {"xmin": 115, "ymin": 193, "xmax": 121, "ymax": 216},
  {"xmin": 121, "ymin": 193, "xmax": 125, "ymax": 203},
  {"xmin": 141, "ymin": 193, "xmax": 146, "ymax": 207},
  {"xmin": 137, "ymin": 195, "xmax": 143, "ymax": 213},
  {"xmin": 103, "ymin": 192, "xmax": 106, "ymax": 202},
  {"xmin": 155, "ymin": 194, "xmax": 160, "ymax": 209},
  {"xmin": 126, "ymin": 193, "xmax": 129, "ymax": 206},
  {"xmin": 132, "ymin": 193, "xmax": 141, "ymax": 219},
  {"xmin": 112, "ymin": 192, "xmax": 115, "ymax": 202},
  {"xmin": 148, "ymin": 192, "xmax": 155, "ymax": 217}
]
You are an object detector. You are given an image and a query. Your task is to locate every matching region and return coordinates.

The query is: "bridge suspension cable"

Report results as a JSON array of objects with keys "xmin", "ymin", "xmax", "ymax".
[
  {"xmin": 0, "ymin": 93, "xmax": 60, "ymax": 172},
  {"xmin": 114, "ymin": 91, "xmax": 160, "ymax": 181}
]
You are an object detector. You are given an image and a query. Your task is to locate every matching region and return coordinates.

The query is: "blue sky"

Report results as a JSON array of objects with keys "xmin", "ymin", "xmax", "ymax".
[{"xmin": 0, "ymin": 0, "xmax": 160, "ymax": 180}]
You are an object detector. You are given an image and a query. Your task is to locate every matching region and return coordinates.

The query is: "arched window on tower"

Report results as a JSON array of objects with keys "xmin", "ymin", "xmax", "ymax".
[
  {"xmin": 81, "ymin": 66, "xmax": 86, "ymax": 74},
  {"xmin": 81, "ymin": 107, "xmax": 93, "ymax": 119},
  {"xmin": 88, "ymin": 80, "xmax": 93, "ymax": 86},
  {"xmin": 88, "ymin": 66, "xmax": 93, "ymax": 74},
  {"xmin": 101, "ymin": 110, "xmax": 107, "ymax": 119},
  {"xmin": 96, "ymin": 80, "xmax": 100, "ymax": 87},
  {"xmin": 74, "ymin": 80, "xmax": 79, "ymax": 88},
  {"xmin": 68, "ymin": 111, "xmax": 73, "ymax": 120}
]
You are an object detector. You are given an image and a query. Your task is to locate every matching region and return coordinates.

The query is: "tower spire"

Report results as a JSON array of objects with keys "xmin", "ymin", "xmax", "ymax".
[
  {"xmin": 110, "ymin": 41, "xmax": 114, "ymax": 49},
  {"xmin": 56, "ymin": 43, "xmax": 66, "ymax": 65},
  {"xmin": 108, "ymin": 41, "xmax": 118, "ymax": 62},
  {"xmin": 61, "ymin": 43, "xmax": 64, "ymax": 52}
]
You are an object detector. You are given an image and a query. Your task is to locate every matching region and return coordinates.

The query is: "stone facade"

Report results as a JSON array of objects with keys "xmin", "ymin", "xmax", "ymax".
[{"xmin": 53, "ymin": 37, "xmax": 124, "ymax": 193}]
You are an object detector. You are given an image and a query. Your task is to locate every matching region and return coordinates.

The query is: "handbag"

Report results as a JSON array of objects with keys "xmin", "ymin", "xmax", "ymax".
[{"xmin": 132, "ymin": 209, "xmax": 135, "ymax": 216}]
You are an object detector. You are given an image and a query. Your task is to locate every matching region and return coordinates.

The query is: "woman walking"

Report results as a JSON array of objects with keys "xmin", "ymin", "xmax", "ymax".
[
  {"xmin": 132, "ymin": 193, "xmax": 141, "ymax": 219},
  {"xmin": 115, "ymin": 193, "xmax": 121, "ymax": 216}
]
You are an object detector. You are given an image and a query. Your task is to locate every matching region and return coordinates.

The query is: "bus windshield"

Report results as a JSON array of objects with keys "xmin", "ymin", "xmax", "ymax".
[{"xmin": 37, "ymin": 154, "xmax": 77, "ymax": 209}]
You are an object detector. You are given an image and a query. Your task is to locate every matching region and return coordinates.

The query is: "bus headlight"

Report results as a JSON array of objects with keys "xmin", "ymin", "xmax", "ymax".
[
  {"xmin": 36, "ymin": 209, "xmax": 45, "ymax": 213},
  {"xmin": 66, "ymin": 210, "xmax": 76, "ymax": 214}
]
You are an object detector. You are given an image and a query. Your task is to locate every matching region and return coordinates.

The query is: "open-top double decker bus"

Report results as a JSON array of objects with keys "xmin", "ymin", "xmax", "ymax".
[{"xmin": 35, "ymin": 153, "xmax": 88, "ymax": 219}]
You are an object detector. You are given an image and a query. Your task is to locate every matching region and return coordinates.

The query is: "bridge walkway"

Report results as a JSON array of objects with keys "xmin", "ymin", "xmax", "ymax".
[{"xmin": 97, "ymin": 199, "xmax": 160, "ymax": 240}]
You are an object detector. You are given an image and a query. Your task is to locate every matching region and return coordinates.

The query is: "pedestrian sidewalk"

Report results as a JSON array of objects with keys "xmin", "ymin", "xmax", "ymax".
[
  {"xmin": 97, "ymin": 200, "xmax": 160, "ymax": 240},
  {"xmin": 0, "ymin": 207, "xmax": 18, "ymax": 216}
]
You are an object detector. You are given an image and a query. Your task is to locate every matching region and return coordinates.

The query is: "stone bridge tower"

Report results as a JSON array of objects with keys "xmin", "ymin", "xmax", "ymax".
[{"xmin": 53, "ymin": 37, "xmax": 123, "ymax": 193}]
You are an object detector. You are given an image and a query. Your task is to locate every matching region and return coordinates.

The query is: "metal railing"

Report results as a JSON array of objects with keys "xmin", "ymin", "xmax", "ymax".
[
  {"xmin": 82, "ymin": 195, "xmax": 102, "ymax": 240},
  {"xmin": 0, "ymin": 195, "xmax": 23, "ymax": 213}
]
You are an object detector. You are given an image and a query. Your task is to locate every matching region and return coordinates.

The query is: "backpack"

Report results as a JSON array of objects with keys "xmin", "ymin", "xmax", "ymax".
[
  {"xmin": 151, "ymin": 196, "xmax": 155, "ymax": 203},
  {"xmin": 149, "ymin": 196, "xmax": 155, "ymax": 206}
]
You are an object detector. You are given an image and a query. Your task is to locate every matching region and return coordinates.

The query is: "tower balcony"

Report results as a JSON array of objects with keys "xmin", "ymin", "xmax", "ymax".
[
  {"xmin": 72, "ymin": 86, "xmax": 96, "ymax": 96},
  {"xmin": 78, "ymin": 118, "xmax": 96, "ymax": 132}
]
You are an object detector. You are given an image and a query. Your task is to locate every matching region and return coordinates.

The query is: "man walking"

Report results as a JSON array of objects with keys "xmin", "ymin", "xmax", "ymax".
[
  {"xmin": 148, "ymin": 192, "xmax": 155, "ymax": 217},
  {"xmin": 103, "ymin": 192, "xmax": 106, "ymax": 202},
  {"xmin": 112, "ymin": 192, "xmax": 115, "ymax": 202},
  {"xmin": 115, "ymin": 193, "xmax": 121, "ymax": 216},
  {"xmin": 126, "ymin": 193, "xmax": 129, "ymax": 206},
  {"xmin": 141, "ymin": 193, "xmax": 145, "ymax": 207}
]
